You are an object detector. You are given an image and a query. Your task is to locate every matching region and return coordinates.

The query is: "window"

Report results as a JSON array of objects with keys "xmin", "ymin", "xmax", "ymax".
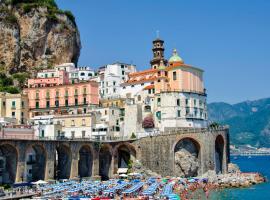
[
  {"xmin": 123, "ymin": 86, "xmax": 126, "ymax": 89},
  {"xmin": 141, "ymin": 83, "xmax": 144, "ymax": 86},
  {"xmin": 105, "ymin": 110, "xmax": 107, "ymax": 115},
  {"xmin": 41, "ymin": 130, "xmax": 45, "ymax": 138},
  {"xmin": 3, "ymin": 101, "xmax": 5, "ymax": 107},
  {"xmin": 56, "ymin": 91, "xmax": 59, "ymax": 97},
  {"xmin": 55, "ymin": 100, "xmax": 59, "ymax": 107},
  {"xmin": 71, "ymin": 131, "xmax": 75, "ymax": 138},
  {"xmin": 122, "ymin": 71, "xmax": 125, "ymax": 75},
  {"xmin": 82, "ymin": 119, "xmax": 85, "ymax": 126},
  {"xmin": 45, "ymin": 74, "xmax": 48, "ymax": 78},
  {"xmin": 173, "ymin": 71, "xmax": 177, "ymax": 80},
  {"xmin": 80, "ymin": 72, "xmax": 85, "ymax": 76},
  {"xmin": 156, "ymin": 111, "xmax": 161, "ymax": 120},
  {"xmin": 71, "ymin": 120, "xmax": 75, "ymax": 126},
  {"xmin": 46, "ymin": 101, "xmax": 50, "ymax": 108},
  {"xmin": 65, "ymin": 90, "xmax": 68, "ymax": 97},
  {"xmin": 157, "ymin": 98, "xmax": 161, "ymax": 106},
  {"xmin": 75, "ymin": 98, "xmax": 78, "ymax": 106},
  {"xmin": 88, "ymin": 73, "xmax": 92, "ymax": 77},
  {"xmin": 186, "ymin": 107, "xmax": 190, "ymax": 115},
  {"xmin": 113, "ymin": 88, "xmax": 116, "ymax": 93},
  {"xmin": 157, "ymin": 79, "xmax": 160, "ymax": 82},
  {"xmin": 75, "ymin": 89, "xmax": 78, "ymax": 95},
  {"xmin": 83, "ymin": 88, "xmax": 87, "ymax": 94},
  {"xmin": 84, "ymin": 97, "xmax": 87, "ymax": 104},
  {"xmin": 36, "ymin": 101, "xmax": 39, "ymax": 108},
  {"xmin": 148, "ymin": 89, "xmax": 151, "ymax": 94},
  {"xmin": 36, "ymin": 92, "xmax": 39, "ymax": 99},
  {"xmin": 165, "ymin": 71, "xmax": 168, "ymax": 76},
  {"xmin": 65, "ymin": 99, "xmax": 68, "ymax": 106},
  {"xmin": 113, "ymin": 81, "xmax": 116, "ymax": 86},
  {"xmin": 137, "ymin": 95, "xmax": 141, "ymax": 101},
  {"xmin": 121, "ymin": 65, "xmax": 125, "ymax": 69},
  {"xmin": 177, "ymin": 110, "xmax": 181, "ymax": 117},
  {"xmin": 12, "ymin": 112, "xmax": 15, "ymax": 118},
  {"xmin": 177, "ymin": 99, "xmax": 180, "ymax": 106},
  {"xmin": 131, "ymin": 85, "xmax": 134, "ymax": 88},
  {"xmin": 12, "ymin": 101, "xmax": 16, "ymax": 108},
  {"xmin": 21, "ymin": 112, "xmax": 24, "ymax": 116},
  {"xmin": 82, "ymin": 131, "xmax": 85, "ymax": 138},
  {"xmin": 116, "ymin": 119, "xmax": 119, "ymax": 126},
  {"xmin": 21, "ymin": 101, "xmax": 24, "ymax": 108},
  {"xmin": 112, "ymin": 110, "xmax": 114, "ymax": 115},
  {"xmin": 194, "ymin": 99, "xmax": 197, "ymax": 106}
]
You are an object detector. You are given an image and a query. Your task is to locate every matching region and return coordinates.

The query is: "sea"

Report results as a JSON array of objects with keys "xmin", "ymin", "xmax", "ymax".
[{"xmin": 210, "ymin": 156, "xmax": 270, "ymax": 200}]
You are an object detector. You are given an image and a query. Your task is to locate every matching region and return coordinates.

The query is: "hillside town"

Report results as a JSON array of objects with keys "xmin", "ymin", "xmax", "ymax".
[{"xmin": 0, "ymin": 38, "xmax": 208, "ymax": 141}]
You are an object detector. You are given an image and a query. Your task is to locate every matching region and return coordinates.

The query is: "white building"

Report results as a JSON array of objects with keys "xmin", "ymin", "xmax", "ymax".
[
  {"xmin": 69, "ymin": 66, "xmax": 96, "ymax": 81},
  {"xmin": 97, "ymin": 62, "xmax": 136, "ymax": 98},
  {"xmin": 92, "ymin": 107, "xmax": 123, "ymax": 139}
]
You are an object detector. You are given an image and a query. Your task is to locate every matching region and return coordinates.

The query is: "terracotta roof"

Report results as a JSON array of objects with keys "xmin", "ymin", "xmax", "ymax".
[
  {"xmin": 143, "ymin": 85, "xmax": 155, "ymax": 90},
  {"xmin": 129, "ymin": 68, "xmax": 158, "ymax": 77},
  {"xmin": 121, "ymin": 77, "xmax": 158, "ymax": 86},
  {"xmin": 166, "ymin": 62, "xmax": 203, "ymax": 72}
]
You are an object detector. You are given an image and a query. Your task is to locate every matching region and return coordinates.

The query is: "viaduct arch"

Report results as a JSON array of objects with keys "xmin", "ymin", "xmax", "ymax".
[{"xmin": 0, "ymin": 128, "xmax": 229, "ymax": 183}]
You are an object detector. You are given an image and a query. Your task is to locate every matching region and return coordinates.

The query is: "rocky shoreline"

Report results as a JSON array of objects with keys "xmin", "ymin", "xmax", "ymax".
[{"xmin": 131, "ymin": 160, "xmax": 266, "ymax": 190}]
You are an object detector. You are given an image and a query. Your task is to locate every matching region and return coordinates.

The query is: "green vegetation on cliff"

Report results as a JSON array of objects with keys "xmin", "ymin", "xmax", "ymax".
[{"xmin": 3, "ymin": 0, "xmax": 76, "ymax": 25}]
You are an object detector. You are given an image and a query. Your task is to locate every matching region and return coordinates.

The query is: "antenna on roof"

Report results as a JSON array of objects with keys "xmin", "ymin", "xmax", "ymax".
[{"xmin": 156, "ymin": 30, "xmax": 160, "ymax": 38}]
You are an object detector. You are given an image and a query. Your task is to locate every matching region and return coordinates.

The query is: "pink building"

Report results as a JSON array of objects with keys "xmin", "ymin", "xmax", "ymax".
[
  {"xmin": 24, "ymin": 81, "xmax": 99, "ymax": 117},
  {"xmin": 28, "ymin": 70, "xmax": 70, "ymax": 88},
  {"xmin": 0, "ymin": 125, "xmax": 35, "ymax": 140}
]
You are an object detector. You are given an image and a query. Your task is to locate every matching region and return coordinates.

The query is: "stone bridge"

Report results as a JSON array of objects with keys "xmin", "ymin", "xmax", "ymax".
[{"xmin": 0, "ymin": 128, "xmax": 229, "ymax": 184}]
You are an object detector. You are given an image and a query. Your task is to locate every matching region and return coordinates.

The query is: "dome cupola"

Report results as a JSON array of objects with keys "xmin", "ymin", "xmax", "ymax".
[{"xmin": 169, "ymin": 49, "xmax": 184, "ymax": 63}]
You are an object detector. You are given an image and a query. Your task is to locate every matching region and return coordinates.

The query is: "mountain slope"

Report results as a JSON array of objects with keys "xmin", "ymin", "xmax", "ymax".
[{"xmin": 208, "ymin": 98, "xmax": 270, "ymax": 147}]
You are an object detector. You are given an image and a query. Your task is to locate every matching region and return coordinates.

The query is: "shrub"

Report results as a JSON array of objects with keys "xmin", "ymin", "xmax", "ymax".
[
  {"xmin": 64, "ymin": 10, "xmax": 75, "ymax": 25},
  {"xmin": 142, "ymin": 115, "xmax": 155, "ymax": 129},
  {"xmin": 209, "ymin": 122, "xmax": 220, "ymax": 129},
  {"xmin": 130, "ymin": 132, "xmax": 136, "ymax": 139}
]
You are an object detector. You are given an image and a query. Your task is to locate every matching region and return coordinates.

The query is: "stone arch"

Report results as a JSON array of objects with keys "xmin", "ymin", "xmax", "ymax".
[
  {"xmin": 99, "ymin": 144, "xmax": 112, "ymax": 181},
  {"xmin": 78, "ymin": 144, "xmax": 93, "ymax": 178},
  {"xmin": 55, "ymin": 144, "xmax": 72, "ymax": 179},
  {"xmin": 0, "ymin": 144, "xmax": 18, "ymax": 184},
  {"xmin": 215, "ymin": 135, "xmax": 225, "ymax": 174},
  {"xmin": 25, "ymin": 144, "xmax": 46, "ymax": 182},
  {"xmin": 113, "ymin": 143, "xmax": 137, "ymax": 174},
  {"xmin": 174, "ymin": 137, "xmax": 201, "ymax": 177}
]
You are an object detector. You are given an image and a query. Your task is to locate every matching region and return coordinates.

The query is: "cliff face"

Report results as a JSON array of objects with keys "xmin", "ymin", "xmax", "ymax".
[{"xmin": 0, "ymin": 3, "xmax": 81, "ymax": 73}]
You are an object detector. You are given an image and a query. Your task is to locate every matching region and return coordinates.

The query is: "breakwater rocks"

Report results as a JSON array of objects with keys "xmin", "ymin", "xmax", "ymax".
[{"xmin": 202, "ymin": 163, "xmax": 265, "ymax": 189}]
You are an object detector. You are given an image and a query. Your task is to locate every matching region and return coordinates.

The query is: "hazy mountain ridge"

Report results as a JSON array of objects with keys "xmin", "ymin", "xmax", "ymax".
[{"xmin": 208, "ymin": 98, "xmax": 270, "ymax": 147}]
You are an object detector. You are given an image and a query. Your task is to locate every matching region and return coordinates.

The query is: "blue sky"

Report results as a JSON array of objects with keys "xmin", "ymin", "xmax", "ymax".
[{"xmin": 56, "ymin": 0, "xmax": 270, "ymax": 104}]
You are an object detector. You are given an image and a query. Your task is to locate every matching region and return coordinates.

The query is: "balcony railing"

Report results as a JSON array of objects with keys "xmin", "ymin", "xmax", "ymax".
[{"xmin": 30, "ymin": 102, "xmax": 90, "ymax": 110}]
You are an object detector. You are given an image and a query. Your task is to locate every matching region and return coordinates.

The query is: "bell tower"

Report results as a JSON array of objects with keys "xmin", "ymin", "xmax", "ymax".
[{"xmin": 150, "ymin": 38, "xmax": 167, "ymax": 69}]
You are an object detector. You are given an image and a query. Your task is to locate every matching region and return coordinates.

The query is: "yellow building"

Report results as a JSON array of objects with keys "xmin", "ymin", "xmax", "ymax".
[
  {"xmin": 55, "ymin": 114, "xmax": 94, "ymax": 138},
  {"xmin": 100, "ymin": 98, "xmax": 126, "ymax": 108},
  {"xmin": 0, "ymin": 92, "xmax": 29, "ymax": 124}
]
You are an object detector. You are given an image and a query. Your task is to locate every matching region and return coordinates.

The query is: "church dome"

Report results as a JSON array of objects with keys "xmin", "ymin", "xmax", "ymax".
[{"xmin": 169, "ymin": 49, "xmax": 184, "ymax": 63}]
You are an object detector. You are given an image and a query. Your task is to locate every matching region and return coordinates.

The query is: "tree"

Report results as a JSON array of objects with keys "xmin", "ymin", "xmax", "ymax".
[
  {"xmin": 142, "ymin": 115, "xmax": 155, "ymax": 129},
  {"xmin": 209, "ymin": 122, "xmax": 220, "ymax": 129}
]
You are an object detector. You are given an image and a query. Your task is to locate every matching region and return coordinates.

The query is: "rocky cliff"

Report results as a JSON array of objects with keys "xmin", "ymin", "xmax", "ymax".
[{"xmin": 0, "ymin": 0, "xmax": 81, "ymax": 73}]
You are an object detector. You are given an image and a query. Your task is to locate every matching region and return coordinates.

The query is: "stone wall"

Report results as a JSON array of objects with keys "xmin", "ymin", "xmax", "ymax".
[
  {"xmin": 0, "ymin": 128, "xmax": 229, "ymax": 183},
  {"xmin": 133, "ymin": 128, "xmax": 229, "ymax": 177}
]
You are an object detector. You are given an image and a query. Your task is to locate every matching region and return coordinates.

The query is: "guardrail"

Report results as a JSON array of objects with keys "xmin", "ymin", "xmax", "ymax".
[
  {"xmin": 0, "ymin": 126, "xmax": 229, "ymax": 141},
  {"xmin": 0, "ymin": 135, "xmax": 136, "ymax": 142}
]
